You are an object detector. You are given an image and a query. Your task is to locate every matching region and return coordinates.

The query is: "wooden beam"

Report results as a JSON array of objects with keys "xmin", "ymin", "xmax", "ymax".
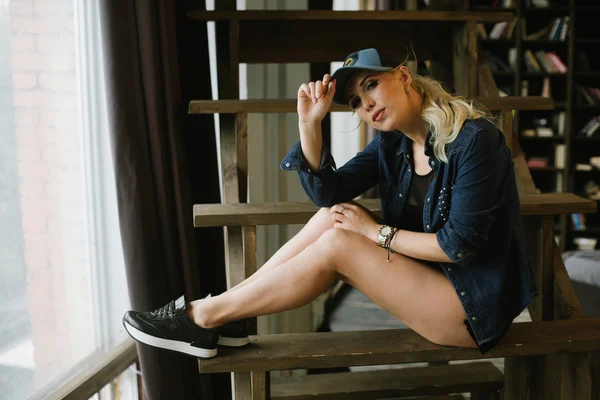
[
  {"xmin": 553, "ymin": 242, "xmax": 585, "ymax": 320},
  {"xmin": 31, "ymin": 339, "xmax": 137, "ymax": 400},
  {"xmin": 188, "ymin": 10, "xmax": 515, "ymax": 22},
  {"xmin": 193, "ymin": 193, "xmax": 595, "ymax": 227},
  {"xmin": 189, "ymin": 97, "xmax": 554, "ymax": 114},
  {"xmin": 198, "ymin": 318, "xmax": 600, "ymax": 373}
]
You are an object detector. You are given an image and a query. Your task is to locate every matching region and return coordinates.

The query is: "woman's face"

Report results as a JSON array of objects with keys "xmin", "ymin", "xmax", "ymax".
[{"xmin": 344, "ymin": 66, "xmax": 420, "ymax": 132}]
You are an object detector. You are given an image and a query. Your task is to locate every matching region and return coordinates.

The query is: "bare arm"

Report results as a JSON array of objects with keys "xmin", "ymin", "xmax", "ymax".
[{"xmin": 297, "ymin": 74, "xmax": 336, "ymax": 171}]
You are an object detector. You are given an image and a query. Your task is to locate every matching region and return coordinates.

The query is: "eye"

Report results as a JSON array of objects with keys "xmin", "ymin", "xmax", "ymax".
[{"xmin": 366, "ymin": 79, "xmax": 379, "ymax": 91}]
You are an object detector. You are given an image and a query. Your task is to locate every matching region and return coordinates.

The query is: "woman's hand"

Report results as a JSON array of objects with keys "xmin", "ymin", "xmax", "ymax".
[
  {"xmin": 330, "ymin": 203, "xmax": 380, "ymax": 242},
  {"xmin": 297, "ymin": 74, "xmax": 336, "ymax": 125}
]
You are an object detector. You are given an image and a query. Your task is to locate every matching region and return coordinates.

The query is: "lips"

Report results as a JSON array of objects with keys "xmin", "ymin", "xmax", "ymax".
[{"xmin": 372, "ymin": 108, "xmax": 385, "ymax": 122}]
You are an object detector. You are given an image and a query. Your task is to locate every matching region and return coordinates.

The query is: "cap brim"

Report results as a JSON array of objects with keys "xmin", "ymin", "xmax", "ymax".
[{"xmin": 331, "ymin": 66, "xmax": 392, "ymax": 105}]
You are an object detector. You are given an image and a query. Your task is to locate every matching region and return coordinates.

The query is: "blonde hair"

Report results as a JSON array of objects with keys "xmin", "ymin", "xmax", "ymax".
[{"xmin": 410, "ymin": 73, "xmax": 494, "ymax": 163}]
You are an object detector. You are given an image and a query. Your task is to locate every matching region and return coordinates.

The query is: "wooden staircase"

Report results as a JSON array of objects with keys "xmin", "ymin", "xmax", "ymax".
[{"xmin": 187, "ymin": 5, "xmax": 599, "ymax": 400}]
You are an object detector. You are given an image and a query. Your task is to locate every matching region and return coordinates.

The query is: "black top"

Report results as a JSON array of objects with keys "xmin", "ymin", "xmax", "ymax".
[{"xmin": 399, "ymin": 169, "xmax": 434, "ymax": 233}]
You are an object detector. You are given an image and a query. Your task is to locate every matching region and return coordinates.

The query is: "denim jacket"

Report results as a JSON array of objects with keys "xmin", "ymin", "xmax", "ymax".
[{"xmin": 280, "ymin": 117, "xmax": 538, "ymax": 350}]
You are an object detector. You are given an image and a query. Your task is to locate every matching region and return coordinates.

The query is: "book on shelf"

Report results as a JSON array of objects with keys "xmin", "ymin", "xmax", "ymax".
[
  {"xmin": 571, "ymin": 213, "xmax": 587, "ymax": 231},
  {"xmin": 527, "ymin": 157, "xmax": 549, "ymax": 168},
  {"xmin": 554, "ymin": 144, "xmax": 565, "ymax": 169},
  {"xmin": 590, "ymin": 157, "xmax": 600, "ymax": 168},
  {"xmin": 577, "ymin": 86, "xmax": 600, "ymax": 105},
  {"xmin": 579, "ymin": 116, "xmax": 600, "ymax": 137},
  {"xmin": 487, "ymin": 19, "xmax": 517, "ymax": 40},
  {"xmin": 521, "ymin": 80, "xmax": 529, "ymax": 96},
  {"xmin": 552, "ymin": 111, "xmax": 566, "ymax": 136},
  {"xmin": 576, "ymin": 163, "xmax": 593, "ymax": 171},
  {"xmin": 524, "ymin": 49, "xmax": 542, "ymax": 72},
  {"xmin": 485, "ymin": 51, "xmax": 512, "ymax": 72},
  {"xmin": 522, "ymin": 128, "xmax": 536, "ymax": 137},
  {"xmin": 525, "ymin": 17, "xmax": 569, "ymax": 42},
  {"xmin": 541, "ymin": 77, "xmax": 551, "ymax": 98},
  {"xmin": 536, "ymin": 126, "xmax": 554, "ymax": 137}
]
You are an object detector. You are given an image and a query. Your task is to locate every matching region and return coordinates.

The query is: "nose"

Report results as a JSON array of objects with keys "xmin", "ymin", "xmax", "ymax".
[{"xmin": 363, "ymin": 98, "xmax": 375, "ymax": 111}]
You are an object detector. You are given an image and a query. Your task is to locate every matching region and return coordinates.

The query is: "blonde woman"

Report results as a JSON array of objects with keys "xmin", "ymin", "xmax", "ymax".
[{"xmin": 123, "ymin": 48, "xmax": 538, "ymax": 358}]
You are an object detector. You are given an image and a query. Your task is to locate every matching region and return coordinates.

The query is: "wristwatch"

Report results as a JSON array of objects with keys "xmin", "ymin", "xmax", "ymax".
[{"xmin": 377, "ymin": 225, "xmax": 394, "ymax": 248}]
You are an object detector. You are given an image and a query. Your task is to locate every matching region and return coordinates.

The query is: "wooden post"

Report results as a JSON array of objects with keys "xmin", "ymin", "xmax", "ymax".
[{"xmin": 251, "ymin": 371, "xmax": 269, "ymax": 400}]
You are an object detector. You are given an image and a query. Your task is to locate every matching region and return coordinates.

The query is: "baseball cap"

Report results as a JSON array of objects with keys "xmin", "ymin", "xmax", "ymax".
[{"xmin": 331, "ymin": 48, "xmax": 402, "ymax": 105}]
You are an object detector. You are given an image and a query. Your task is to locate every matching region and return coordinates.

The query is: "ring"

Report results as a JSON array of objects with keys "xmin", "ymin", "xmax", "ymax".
[{"xmin": 340, "ymin": 205, "xmax": 346, "ymax": 214}]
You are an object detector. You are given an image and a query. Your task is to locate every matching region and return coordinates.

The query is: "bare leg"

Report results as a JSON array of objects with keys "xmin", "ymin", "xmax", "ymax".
[
  {"xmin": 191, "ymin": 228, "xmax": 477, "ymax": 348},
  {"xmin": 224, "ymin": 207, "xmax": 334, "ymax": 293}
]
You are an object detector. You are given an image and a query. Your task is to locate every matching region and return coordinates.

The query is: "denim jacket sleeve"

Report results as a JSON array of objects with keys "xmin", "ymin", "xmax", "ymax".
[
  {"xmin": 280, "ymin": 138, "xmax": 379, "ymax": 207},
  {"xmin": 436, "ymin": 129, "xmax": 511, "ymax": 266}
]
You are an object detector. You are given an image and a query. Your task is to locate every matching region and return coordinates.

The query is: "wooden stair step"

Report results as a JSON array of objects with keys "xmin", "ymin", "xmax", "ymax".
[
  {"xmin": 187, "ymin": 10, "xmax": 513, "ymax": 22},
  {"xmin": 193, "ymin": 194, "xmax": 596, "ymax": 227},
  {"xmin": 270, "ymin": 362, "xmax": 502, "ymax": 400},
  {"xmin": 188, "ymin": 97, "xmax": 554, "ymax": 115},
  {"xmin": 198, "ymin": 318, "xmax": 600, "ymax": 373}
]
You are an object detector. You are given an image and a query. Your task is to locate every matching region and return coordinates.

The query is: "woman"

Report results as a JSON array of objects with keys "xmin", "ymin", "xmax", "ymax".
[{"xmin": 123, "ymin": 48, "xmax": 538, "ymax": 358}]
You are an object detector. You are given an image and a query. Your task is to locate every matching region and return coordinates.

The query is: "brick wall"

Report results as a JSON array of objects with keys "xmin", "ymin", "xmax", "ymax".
[{"xmin": 10, "ymin": 0, "xmax": 94, "ymax": 388}]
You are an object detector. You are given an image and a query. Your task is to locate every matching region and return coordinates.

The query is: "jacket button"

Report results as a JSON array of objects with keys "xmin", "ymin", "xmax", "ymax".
[
  {"xmin": 427, "ymin": 197, "xmax": 430, "ymax": 202},
  {"xmin": 307, "ymin": 168, "xmax": 312, "ymax": 173},
  {"xmin": 447, "ymin": 268, "xmax": 452, "ymax": 272},
  {"xmin": 399, "ymin": 194, "xmax": 403, "ymax": 198},
  {"xmin": 285, "ymin": 162, "xmax": 291, "ymax": 167},
  {"xmin": 457, "ymin": 253, "xmax": 462, "ymax": 258},
  {"xmin": 426, "ymin": 224, "xmax": 430, "ymax": 230},
  {"xmin": 471, "ymin": 316, "xmax": 477, "ymax": 321},
  {"xmin": 461, "ymin": 291, "xmax": 466, "ymax": 296}
]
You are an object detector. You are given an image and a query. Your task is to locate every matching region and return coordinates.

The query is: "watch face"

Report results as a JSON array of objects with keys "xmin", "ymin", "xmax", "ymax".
[{"xmin": 381, "ymin": 226, "xmax": 391, "ymax": 236}]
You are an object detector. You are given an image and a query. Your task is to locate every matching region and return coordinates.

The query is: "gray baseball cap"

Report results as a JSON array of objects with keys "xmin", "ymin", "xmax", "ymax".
[{"xmin": 331, "ymin": 48, "xmax": 402, "ymax": 105}]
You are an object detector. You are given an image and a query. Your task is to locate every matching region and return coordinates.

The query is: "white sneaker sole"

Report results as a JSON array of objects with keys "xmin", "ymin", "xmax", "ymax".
[
  {"xmin": 218, "ymin": 336, "xmax": 250, "ymax": 347},
  {"xmin": 124, "ymin": 321, "xmax": 217, "ymax": 358}
]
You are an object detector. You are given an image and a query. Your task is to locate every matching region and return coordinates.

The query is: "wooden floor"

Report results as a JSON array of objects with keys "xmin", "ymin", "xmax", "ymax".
[{"xmin": 329, "ymin": 286, "xmax": 532, "ymax": 373}]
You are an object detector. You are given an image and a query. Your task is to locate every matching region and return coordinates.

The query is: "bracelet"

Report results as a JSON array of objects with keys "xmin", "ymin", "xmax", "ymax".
[{"xmin": 385, "ymin": 227, "xmax": 398, "ymax": 262}]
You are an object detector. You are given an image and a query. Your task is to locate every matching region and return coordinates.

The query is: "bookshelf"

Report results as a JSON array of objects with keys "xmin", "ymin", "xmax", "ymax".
[{"xmin": 474, "ymin": 0, "xmax": 600, "ymax": 251}]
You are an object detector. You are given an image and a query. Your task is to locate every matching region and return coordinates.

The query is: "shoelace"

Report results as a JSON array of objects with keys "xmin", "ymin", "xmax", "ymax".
[{"xmin": 150, "ymin": 301, "xmax": 175, "ymax": 318}]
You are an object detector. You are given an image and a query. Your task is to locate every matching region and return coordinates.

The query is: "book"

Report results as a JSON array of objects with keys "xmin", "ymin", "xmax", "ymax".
[
  {"xmin": 554, "ymin": 144, "xmax": 565, "ymax": 169},
  {"xmin": 546, "ymin": 52, "xmax": 567, "ymax": 73},
  {"xmin": 541, "ymin": 77, "xmax": 551, "ymax": 98},
  {"xmin": 477, "ymin": 24, "xmax": 488, "ymax": 40}
]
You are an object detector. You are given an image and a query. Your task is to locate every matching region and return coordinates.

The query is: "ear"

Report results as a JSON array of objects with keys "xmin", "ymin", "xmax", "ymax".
[{"xmin": 397, "ymin": 66, "xmax": 412, "ymax": 86}]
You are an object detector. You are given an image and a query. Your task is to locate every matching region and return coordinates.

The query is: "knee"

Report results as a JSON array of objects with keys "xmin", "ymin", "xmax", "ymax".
[
  {"xmin": 316, "ymin": 228, "xmax": 354, "ymax": 259},
  {"xmin": 311, "ymin": 207, "xmax": 335, "ymax": 228}
]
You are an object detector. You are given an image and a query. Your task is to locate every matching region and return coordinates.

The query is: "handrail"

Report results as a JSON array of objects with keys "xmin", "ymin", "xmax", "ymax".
[
  {"xmin": 193, "ymin": 194, "xmax": 596, "ymax": 228},
  {"xmin": 28, "ymin": 338, "xmax": 138, "ymax": 400},
  {"xmin": 189, "ymin": 97, "xmax": 554, "ymax": 114},
  {"xmin": 187, "ymin": 10, "xmax": 514, "ymax": 23}
]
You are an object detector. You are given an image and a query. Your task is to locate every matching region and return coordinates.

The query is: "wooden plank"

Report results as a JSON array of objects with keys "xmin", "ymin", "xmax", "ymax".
[
  {"xmin": 526, "ymin": 216, "xmax": 544, "ymax": 322},
  {"xmin": 466, "ymin": 21, "xmax": 478, "ymax": 98},
  {"xmin": 477, "ymin": 47, "xmax": 499, "ymax": 97},
  {"xmin": 193, "ymin": 194, "xmax": 595, "ymax": 227},
  {"xmin": 251, "ymin": 371, "xmax": 269, "ymax": 400},
  {"xmin": 562, "ymin": 353, "xmax": 592, "ymax": 399},
  {"xmin": 512, "ymin": 147, "xmax": 538, "ymax": 195},
  {"xmin": 270, "ymin": 362, "xmax": 502, "ymax": 400},
  {"xmin": 244, "ymin": 225, "xmax": 258, "ymax": 336},
  {"xmin": 498, "ymin": 110, "xmax": 514, "ymax": 155},
  {"xmin": 237, "ymin": 113, "xmax": 248, "ymax": 203},
  {"xmin": 188, "ymin": 10, "xmax": 514, "ymax": 22},
  {"xmin": 541, "ymin": 216, "xmax": 555, "ymax": 321},
  {"xmin": 553, "ymin": 242, "xmax": 585, "ymax": 320},
  {"xmin": 235, "ymin": 373, "xmax": 252, "ymax": 400},
  {"xmin": 188, "ymin": 97, "xmax": 554, "ymax": 114},
  {"xmin": 32, "ymin": 339, "xmax": 137, "ymax": 400},
  {"xmin": 198, "ymin": 318, "xmax": 600, "ymax": 373}
]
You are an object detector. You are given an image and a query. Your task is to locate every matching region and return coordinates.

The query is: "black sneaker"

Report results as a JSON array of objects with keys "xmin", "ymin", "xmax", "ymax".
[
  {"xmin": 122, "ymin": 295, "xmax": 218, "ymax": 359},
  {"xmin": 202, "ymin": 294, "xmax": 250, "ymax": 347},
  {"xmin": 217, "ymin": 319, "xmax": 250, "ymax": 347}
]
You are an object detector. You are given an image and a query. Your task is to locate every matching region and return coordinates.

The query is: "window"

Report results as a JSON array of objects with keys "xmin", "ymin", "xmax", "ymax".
[{"xmin": 0, "ymin": 1, "xmax": 135, "ymax": 399}]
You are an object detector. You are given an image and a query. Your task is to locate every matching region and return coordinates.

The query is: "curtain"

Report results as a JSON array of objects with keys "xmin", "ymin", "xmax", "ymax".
[{"xmin": 99, "ymin": 1, "xmax": 229, "ymax": 399}]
